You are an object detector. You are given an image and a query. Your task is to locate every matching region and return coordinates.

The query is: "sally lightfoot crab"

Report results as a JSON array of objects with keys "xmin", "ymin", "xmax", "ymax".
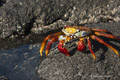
[{"xmin": 40, "ymin": 26, "xmax": 120, "ymax": 61}]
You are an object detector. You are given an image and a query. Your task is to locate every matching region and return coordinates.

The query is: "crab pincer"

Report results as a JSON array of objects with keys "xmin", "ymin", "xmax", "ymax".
[
  {"xmin": 58, "ymin": 40, "xmax": 70, "ymax": 56},
  {"xmin": 77, "ymin": 40, "xmax": 86, "ymax": 51}
]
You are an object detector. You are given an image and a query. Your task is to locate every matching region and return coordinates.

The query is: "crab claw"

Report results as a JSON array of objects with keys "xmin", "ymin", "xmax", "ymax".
[
  {"xmin": 58, "ymin": 40, "xmax": 70, "ymax": 56},
  {"xmin": 77, "ymin": 40, "xmax": 86, "ymax": 51}
]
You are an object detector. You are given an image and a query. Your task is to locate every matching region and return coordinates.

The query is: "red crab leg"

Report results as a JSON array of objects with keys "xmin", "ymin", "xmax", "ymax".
[
  {"xmin": 58, "ymin": 40, "xmax": 70, "ymax": 56},
  {"xmin": 91, "ymin": 35, "xmax": 120, "ymax": 57},
  {"xmin": 92, "ymin": 29, "xmax": 111, "ymax": 33},
  {"xmin": 40, "ymin": 31, "xmax": 63, "ymax": 56},
  {"xmin": 45, "ymin": 36, "xmax": 59, "ymax": 56},
  {"xmin": 94, "ymin": 32, "xmax": 120, "ymax": 40},
  {"xmin": 87, "ymin": 38, "xmax": 96, "ymax": 62}
]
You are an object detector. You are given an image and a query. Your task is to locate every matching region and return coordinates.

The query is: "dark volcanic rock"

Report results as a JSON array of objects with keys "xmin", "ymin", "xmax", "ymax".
[
  {"xmin": 0, "ymin": 0, "xmax": 35, "ymax": 39},
  {"xmin": 0, "ymin": 0, "xmax": 120, "ymax": 39},
  {"xmin": 0, "ymin": 76, "xmax": 8, "ymax": 80},
  {"xmin": 38, "ymin": 22, "xmax": 120, "ymax": 80},
  {"xmin": 31, "ymin": 0, "xmax": 120, "ymax": 34},
  {"xmin": 0, "ymin": 0, "xmax": 120, "ymax": 80},
  {"xmin": 0, "ymin": 0, "xmax": 6, "ymax": 7},
  {"xmin": 0, "ymin": 0, "xmax": 73, "ymax": 39},
  {"xmin": 37, "ymin": 1, "xmax": 120, "ymax": 79}
]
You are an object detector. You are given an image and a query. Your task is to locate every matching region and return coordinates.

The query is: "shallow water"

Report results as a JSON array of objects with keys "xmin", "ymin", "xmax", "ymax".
[{"xmin": 0, "ymin": 44, "xmax": 42, "ymax": 80}]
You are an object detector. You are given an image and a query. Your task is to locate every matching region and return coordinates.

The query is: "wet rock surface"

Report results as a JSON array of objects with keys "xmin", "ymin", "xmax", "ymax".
[
  {"xmin": 0, "ymin": 0, "xmax": 120, "ymax": 80},
  {"xmin": 0, "ymin": 76, "xmax": 8, "ymax": 80},
  {"xmin": 0, "ymin": 44, "xmax": 42, "ymax": 80}
]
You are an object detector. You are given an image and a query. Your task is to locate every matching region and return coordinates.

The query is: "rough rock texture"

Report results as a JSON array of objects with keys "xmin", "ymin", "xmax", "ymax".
[
  {"xmin": 37, "ymin": 1, "xmax": 120, "ymax": 79},
  {"xmin": 38, "ymin": 22, "xmax": 120, "ymax": 80},
  {"xmin": 0, "ymin": 0, "xmax": 120, "ymax": 80},
  {"xmin": 0, "ymin": 0, "xmax": 34, "ymax": 38},
  {"xmin": 0, "ymin": 0, "xmax": 120, "ymax": 39},
  {"xmin": 0, "ymin": 0, "xmax": 73, "ymax": 39}
]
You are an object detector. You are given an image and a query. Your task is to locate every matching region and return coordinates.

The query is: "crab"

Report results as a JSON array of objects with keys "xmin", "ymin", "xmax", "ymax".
[{"xmin": 40, "ymin": 26, "xmax": 120, "ymax": 61}]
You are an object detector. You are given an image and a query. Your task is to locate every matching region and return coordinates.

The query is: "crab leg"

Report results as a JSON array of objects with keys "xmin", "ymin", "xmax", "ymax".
[
  {"xmin": 87, "ymin": 38, "xmax": 96, "ymax": 62},
  {"xmin": 94, "ymin": 32, "xmax": 120, "ymax": 40},
  {"xmin": 92, "ymin": 29, "xmax": 111, "ymax": 33},
  {"xmin": 58, "ymin": 40, "xmax": 70, "ymax": 56},
  {"xmin": 91, "ymin": 35, "xmax": 120, "ymax": 57},
  {"xmin": 40, "ymin": 31, "xmax": 63, "ymax": 56},
  {"xmin": 45, "ymin": 36, "xmax": 59, "ymax": 56}
]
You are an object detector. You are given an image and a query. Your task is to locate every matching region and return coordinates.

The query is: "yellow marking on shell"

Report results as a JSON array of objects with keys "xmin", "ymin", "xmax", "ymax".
[{"xmin": 65, "ymin": 28, "xmax": 77, "ymax": 34}]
